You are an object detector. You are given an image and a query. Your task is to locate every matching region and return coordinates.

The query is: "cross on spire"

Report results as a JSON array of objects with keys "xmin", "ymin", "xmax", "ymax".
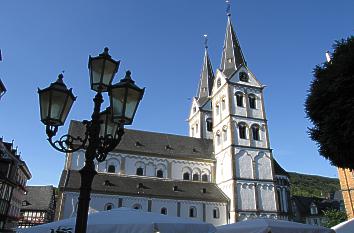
[{"xmin": 226, "ymin": 0, "xmax": 231, "ymax": 17}]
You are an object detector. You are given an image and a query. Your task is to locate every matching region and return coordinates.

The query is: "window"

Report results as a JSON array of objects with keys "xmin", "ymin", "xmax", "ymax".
[
  {"xmin": 193, "ymin": 173, "xmax": 199, "ymax": 181},
  {"xmin": 132, "ymin": 204, "xmax": 142, "ymax": 210},
  {"xmin": 215, "ymin": 104, "xmax": 220, "ymax": 115},
  {"xmin": 236, "ymin": 93, "xmax": 244, "ymax": 107},
  {"xmin": 221, "ymin": 98, "xmax": 226, "ymax": 110},
  {"xmin": 189, "ymin": 207, "xmax": 197, "ymax": 218},
  {"xmin": 107, "ymin": 165, "xmax": 115, "ymax": 173},
  {"xmin": 213, "ymin": 208, "xmax": 220, "ymax": 219},
  {"xmin": 183, "ymin": 172, "xmax": 190, "ymax": 180},
  {"xmin": 202, "ymin": 174, "xmax": 208, "ymax": 182},
  {"xmin": 310, "ymin": 204, "xmax": 318, "ymax": 215},
  {"xmin": 156, "ymin": 169, "xmax": 164, "ymax": 178},
  {"xmin": 239, "ymin": 72, "xmax": 249, "ymax": 82},
  {"xmin": 251, "ymin": 125, "xmax": 260, "ymax": 141},
  {"xmin": 193, "ymin": 107, "xmax": 196, "ymax": 113},
  {"xmin": 136, "ymin": 167, "xmax": 144, "ymax": 176},
  {"xmin": 191, "ymin": 127, "xmax": 194, "ymax": 137},
  {"xmin": 239, "ymin": 124, "xmax": 247, "ymax": 139},
  {"xmin": 195, "ymin": 124, "xmax": 198, "ymax": 133},
  {"xmin": 206, "ymin": 118, "xmax": 213, "ymax": 132},
  {"xmin": 161, "ymin": 207, "xmax": 167, "ymax": 215},
  {"xmin": 249, "ymin": 95, "xmax": 256, "ymax": 109},
  {"xmin": 105, "ymin": 203, "xmax": 114, "ymax": 211},
  {"xmin": 217, "ymin": 78, "xmax": 221, "ymax": 88}
]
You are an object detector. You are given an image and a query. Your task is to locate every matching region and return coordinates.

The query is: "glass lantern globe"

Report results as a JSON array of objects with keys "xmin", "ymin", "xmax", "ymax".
[
  {"xmin": 88, "ymin": 47, "xmax": 120, "ymax": 92},
  {"xmin": 108, "ymin": 71, "xmax": 144, "ymax": 125},
  {"xmin": 38, "ymin": 74, "xmax": 76, "ymax": 126}
]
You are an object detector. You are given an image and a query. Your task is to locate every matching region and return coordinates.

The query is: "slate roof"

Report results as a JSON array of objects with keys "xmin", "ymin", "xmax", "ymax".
[
  {"xmin": 273, "ymin": 159, "xmax": 289, "ymax": 177},
  {"xmin": 21, "ymin": 186, "xmax": 55, "ymax": 211},
  {"xmin": 196, "ymin": 48, "xmax": 214, "ymax": 100},
  {"xmin": 69, "ymin": 120, "xmax": 214, "ymax": 161},
  {"xmin": 59, "ymin": 170, "xmax": 229, "ymax": 203},
  {"xmin": 292, "ymin": 195, "xmax": 340, "ymax": 216},
  {"xmin": 220, "ymin": 16, "xmax": 246, "ymax": 78}
]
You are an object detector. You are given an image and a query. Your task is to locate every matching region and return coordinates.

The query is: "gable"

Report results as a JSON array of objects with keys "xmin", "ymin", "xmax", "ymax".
[{"xmin": 228, "ymin": 66, "xmax": 263, "ymax": 88}]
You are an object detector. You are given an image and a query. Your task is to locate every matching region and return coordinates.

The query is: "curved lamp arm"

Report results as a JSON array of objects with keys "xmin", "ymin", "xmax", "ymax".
[
  {"xmin": 46, "ymin": 122, "xmax": 90, "ymax": 153},
  {"xmin": 95, "ymin": 125, "xmax": 124, "ymax": 162}
]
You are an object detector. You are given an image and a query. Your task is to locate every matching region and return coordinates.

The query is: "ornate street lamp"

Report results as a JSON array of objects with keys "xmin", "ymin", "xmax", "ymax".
[
  {"xmin": 38, "ymin": 48, "xmax": 144, "ymax": 233},
  {"xmin": 0, "ymin": 78, "xmax": 6, "ymax": 100}
]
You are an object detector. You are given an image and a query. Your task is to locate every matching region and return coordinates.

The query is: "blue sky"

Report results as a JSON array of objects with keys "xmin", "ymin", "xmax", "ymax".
[{"xmin": 0, "ymin": 0, "xmax": 353, "ymax": 185}]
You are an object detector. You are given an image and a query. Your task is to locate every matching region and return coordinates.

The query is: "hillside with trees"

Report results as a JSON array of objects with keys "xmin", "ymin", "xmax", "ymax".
[{"xmin": 289, "ymin": 172, "xmax": 340, "ymax": 198}]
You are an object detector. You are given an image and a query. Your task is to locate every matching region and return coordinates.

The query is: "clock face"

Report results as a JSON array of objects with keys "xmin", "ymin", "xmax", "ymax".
[{"xmin": 239, "ymin": 72, "xmax": 248, "ymax": 82}]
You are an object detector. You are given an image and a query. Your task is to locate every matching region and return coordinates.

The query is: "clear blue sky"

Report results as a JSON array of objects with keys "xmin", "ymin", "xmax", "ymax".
[{"xmin": 0, "ymin": 0, "xmax": 353, "ymax": 185}]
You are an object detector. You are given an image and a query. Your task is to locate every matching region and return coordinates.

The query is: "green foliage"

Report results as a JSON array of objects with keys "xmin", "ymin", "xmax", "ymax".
[
  {"xmin": 322, "ymin": 209, "xmax": 347, "ymax": 228},
  {"xmin": 305, "ymin": 36, "xmax": 354, "ymax": 169},
  {"xmin": 289, "ymin": 172, "xmax": 340, "ymax": 198}
]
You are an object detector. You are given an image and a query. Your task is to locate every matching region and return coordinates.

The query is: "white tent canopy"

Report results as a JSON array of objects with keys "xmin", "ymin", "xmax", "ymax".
[
  {"xmin": 17, "ymin": 207, "xmax": 216, "ymax": 233},
  {"xmin": 332, "ymin": 218, "xmax": 354, "ymax": 233},
  {"xmin": 216, "ymin": 219, "xmax": 334, "ymax": 233}
]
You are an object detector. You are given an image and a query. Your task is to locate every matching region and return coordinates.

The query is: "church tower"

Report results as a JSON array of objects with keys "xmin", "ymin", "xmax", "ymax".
[
  {"xmin": 188, "ymin": 36, "xmax": 215, "ymax": 139},
  {"xmin": 211, "ymin": 7, "xmax": 278, "ymax": 222}
]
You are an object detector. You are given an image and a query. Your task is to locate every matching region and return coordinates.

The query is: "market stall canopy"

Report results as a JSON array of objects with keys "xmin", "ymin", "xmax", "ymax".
[
  {"xmin": 17, "ymin": 207, "xmax": 216, "ymax": 233},
  {"xmin": 332, "ymin": 218, "xmax": 354, "ymax": 233},
  {"xmin": 216, "ymin": 219, "xmax": 334, "ymax": 233}
]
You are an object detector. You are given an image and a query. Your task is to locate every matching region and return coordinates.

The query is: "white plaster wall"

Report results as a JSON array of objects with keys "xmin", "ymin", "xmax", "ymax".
[
  {"xmin": 255, "ymin": 153, "xmax": 272, "ymax": 180},
  {"xmin": 235, "ymin": 151, "xmax": 253, "ymax": 179},
  {"xmin": 180, "ymin": 201, "xmax": 203, "ymax": 222},
  {"xmin": 216, "ymin": 152, "xmax": 232, "ymax": 183},
  {"xmin": 60, "ymin": 192, "xmax": 228, "ymax": 225},
  {"xmin": 237, "ymin": 183, "xmax": 256, "ymax": 210},
  {"xmin": 257, "ymin": 184, "xmax": 277, "ymax": 211},
  {"xmin": 171, "ymin": 160, "xmax": 212, "ymax": 181},
  {"xmin": 205, "ymin": 203, "xmax": 228, "ymax": 226}
]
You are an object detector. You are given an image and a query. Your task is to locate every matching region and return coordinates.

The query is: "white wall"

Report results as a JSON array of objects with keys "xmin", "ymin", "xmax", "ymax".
[{"xmin": 60, "ymin": 192, "xmax": 227, "ymax": 226}]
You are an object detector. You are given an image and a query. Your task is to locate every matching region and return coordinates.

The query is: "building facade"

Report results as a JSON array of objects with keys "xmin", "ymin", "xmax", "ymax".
[
  {"xmin": 0, "ymin": 138, "xmax": 31, "ymax": 231},
  {"xmin": 55, "ymin": 10, "xmax": 290, "ymax": 225},
  {"xmin": 18, "ymin": 186, "xmax": 56, "ymax": 228},
  {"xmin": 337, "ymin": 168, "xmax": 354, "ymax": 219}
]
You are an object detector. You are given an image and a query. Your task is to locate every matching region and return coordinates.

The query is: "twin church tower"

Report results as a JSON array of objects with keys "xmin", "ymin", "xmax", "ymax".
[{"xmin": 188, "ymin": 11, "xmax": 278, "ymax": 221}]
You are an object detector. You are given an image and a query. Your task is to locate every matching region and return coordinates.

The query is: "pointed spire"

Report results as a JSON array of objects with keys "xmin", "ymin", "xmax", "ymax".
[
  {"xmin": 197, "ymin": 35, "xmax": 215, "ymax": 102},
  {"xmin": 220, "ymin": 1, "xmax": 246, "ymax": 78}
]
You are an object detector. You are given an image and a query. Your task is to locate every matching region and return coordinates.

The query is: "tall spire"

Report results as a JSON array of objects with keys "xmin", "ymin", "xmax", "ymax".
[
  {"xmin": 220, "ymin": 0, "xmax": 246, "ymax": 78},
  {"xmin": 197, "ymin": 35, "xmax": 215, "ymax": 102}
]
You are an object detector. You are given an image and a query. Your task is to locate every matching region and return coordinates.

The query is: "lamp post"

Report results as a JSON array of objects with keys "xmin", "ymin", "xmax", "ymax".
[{"xmin": 38, "ymin": 48, "xmax": 144, "ymax": 233}]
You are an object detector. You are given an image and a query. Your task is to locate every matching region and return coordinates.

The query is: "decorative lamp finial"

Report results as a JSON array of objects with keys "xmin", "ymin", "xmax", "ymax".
[
  {"xmin": 203, "ymin": 34, "xmax": 208, "ymax": 49},
  {"xmin": 226, "ymin": 0, "xmax": 231, "ymax": 17}
]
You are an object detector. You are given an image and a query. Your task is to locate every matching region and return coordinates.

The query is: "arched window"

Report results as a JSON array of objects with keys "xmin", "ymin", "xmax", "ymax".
[
  {"xmin": 183, "ymin": 172, "xmax": 190, "ymax": 180},
  {"xmin": 213, "ymin": 207, "xmax": 220, "ymax": 219},
  {"xmin": 136, "ymin": 167, "xmax": 144, "ymax": 176},
  {"xmin": 239, "ymin": 72, "xmax": 249, "ymax": 82},
  {"xmin": 189, "ymin": 206, "xmax": 197, "ymax": 218},
  {"xmin": 191, "ymin": 127, "xmax": 194, "ymax": 137},
  {"xmin": 132, "ymin": 203, "xmax": 142, "ymax": 210},
  {"xmin": 217, "ymin": 78, "xmax": 221, "ymax": 88},
  {"xmin": 156, "ymin": 169, "xmax": 163, "ymax": 178},
  {"xmin": 248, "ymin": 94, "xmax": 256, "ymax": 109},
  {"xmin": 107, "ymin": 165, "xmax": 115, "ymax": 173},
  {"xmin": 235, "ymin": 93, "xmax": 244, "ymax": 107},
  {"xmin": 206, "ymin": 118, "xmax": 213, "ymax": 132},
  {"xmin": 238, "ymin": 124, "xmax": 247, "ymax": 139},
  {"xmin": 192, "ymin": 173, "xmax": 199, "ymax": 181},
  {"xmin": 105, "ymin": 203, "xmax": 114, "ymax": 211},
  {"xmin": 161, "ymin": 207, "xmax": 167, "ymax": 215},
  {"xmin": 221, "ymin": 98, "xmax": 226, "ymax": 110},
  {"xmin": 251, "ymin": 125, "xmax": 260, "ymax": 141},
  {"xmin": 202, "ymin": 174, "xmax": 208, "ymax": 182}
]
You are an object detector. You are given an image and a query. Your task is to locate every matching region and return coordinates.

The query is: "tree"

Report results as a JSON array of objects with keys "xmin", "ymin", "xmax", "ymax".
[
  {"xmin": 305, "ymin": 36, "xmax": 354, "ymax": 169},
  {"xmin": 322, "ymin": 209, "xmax": 347, "ymax": 228}
]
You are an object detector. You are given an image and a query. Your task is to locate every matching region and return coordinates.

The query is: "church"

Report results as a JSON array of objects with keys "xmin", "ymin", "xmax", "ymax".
[{"xmin": 54, "ymin": 8, "xmax": 291, "ymax": 226}]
